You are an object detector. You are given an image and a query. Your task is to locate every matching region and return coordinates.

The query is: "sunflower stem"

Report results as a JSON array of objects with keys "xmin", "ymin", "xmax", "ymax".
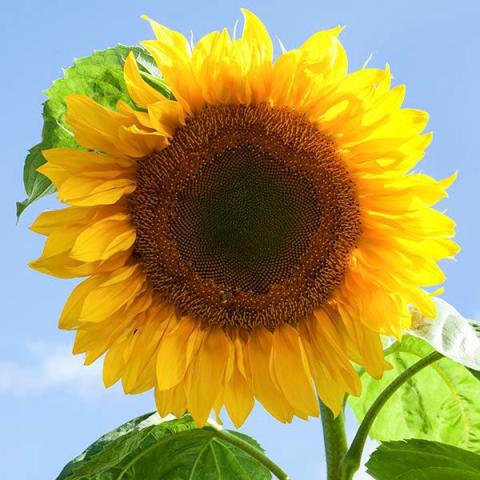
[
  {"xmin": 320, "ymin": 400, "xmax": 348, "ymax": 480},
  {"xmin": 338, "ymin": 351, "xmax": 444, "ymax": 479}
]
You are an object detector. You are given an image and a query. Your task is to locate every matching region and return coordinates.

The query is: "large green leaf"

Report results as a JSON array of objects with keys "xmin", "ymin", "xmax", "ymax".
[
  {"xmin": 57, "ymin": 413, "xmax": 272, "ymax": 480},
  {"xmin": 349, "ymin": 335, "xmax": 480, "ymax": 452},
  {"xmin": 409, "ymin": 297, "xmax": 480, "ymax": 371},
  {"xmin": 366, "ymin": 439, "xmax": 480, "ymax": 480},
  {"xmin": 17, "ymin": 45, "xmax": 170, "ymax": 219}
]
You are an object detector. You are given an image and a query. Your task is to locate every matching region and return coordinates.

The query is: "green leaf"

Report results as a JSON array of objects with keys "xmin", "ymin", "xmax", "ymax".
[
  {"xmin": 16, "ymin": 144, "xmax": 56, "ymax": 218},
  {"xmin": 366, "ymin": 439, "xmax": 480, "ymax": 480},
  {"xmin": 17, "ymin": 45, "xmax": 171, "ymax": 219},
  {"xmin": 57, "ymin": 413, "xmax": 272, "ymax": 480},
  {"xmin": 409, "ymin": 297, "xmax": 480, "ymax": 371},
  {"xmin": 349, "ymin": 335, "xmax": 480, "ymax": 452}
]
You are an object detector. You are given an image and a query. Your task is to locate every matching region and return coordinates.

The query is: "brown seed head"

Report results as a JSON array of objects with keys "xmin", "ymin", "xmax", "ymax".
[{"xmin": 130, "ymin": 103, "xmax": 361, "ymax": 330}]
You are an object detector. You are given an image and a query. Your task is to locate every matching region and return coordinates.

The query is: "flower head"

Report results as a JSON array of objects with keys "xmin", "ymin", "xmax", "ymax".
[{"xmin": 31, "ymin": 10, "xmax": 459, "ymax": 426}]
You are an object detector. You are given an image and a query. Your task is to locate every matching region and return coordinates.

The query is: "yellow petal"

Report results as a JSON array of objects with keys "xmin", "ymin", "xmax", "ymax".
[
  {"xmin": 271, "ymin": 324, "xmax": 319, "ymax": 418},
  {"xmin": 237, "ymin": 9, "xmax": 273, "ymax": 102},
  {"xmin": 155, "ymin": 316, "xmax": 197, "ymax": 390},
  {"xmin": 299, "ymin": 25, "xmax": 347, "ymax": 83},
  {"xmin": 30, "ymin": 248, "xmax": 131, "ymax": 279},
  {"xmin": 122, "ymin": 305, "xmax": 174, "ymax": 393},
  {"xmin": 59, "ymin": 274, "xmax": 106, "ymax": 329},
  {"xmin": 191, "ymin": 29, "xmax": 239, "ymax": 105},
  {"xmin": 224, "ymin": 363, "xmax": 254, "ymax": 428},
  {"xmin": 247, "ymin": 327, "xmax": 294, "ymax": 422},
  {"xmin": 439, "ymin": 171, "xmax": 458, "ymax": 190},
  {"xmin": 66, "ymin": 95, "xmax": 137, "ymax": 157},
  {"xmin": 118, "ymin": 123, "xmax": 168, "ymax": 154},
  {"xmin": 70, "ymin": 213, "xmax": 135, "ymax": 262},
  {"xmin": 42, "ymin": 170, "xmax": 136, "ymax": 206},
  {"xmin": 336, "ymin": 303, "xmax": 386, "ymax": 379},
  {"xmin": 185, "ymin": 328, "xmax": 230, "ymax": 426},
  {"xmin": 42, "ymin": 147, "xmax": 132, "ymax": 170},
  {"xmin": 77, "ymin": 265, "xmax": 145, "ymax": 323},
  {"xmin": 148, "ymin": 98, "xmax": 186, "ymax": 137},
  {"xmin": 271, "ymin": 26, "xmax": 347, "ymax": 109},
  {"xmin": 240, "ymin": 9, "xmax": 273, "ymax": 61},
  {"xmin": 124, "ymin": 51, "xmax": 169, "ymax": 107},
  {"xmin": 143, "ymin": 15, "xmax": 191, "ymax": 54},
  {"xmin": 103, "ymin": 336, "xmax": 128, "ymax": 387},
  {"xmin": 66, "ymin": 95, "xmax": 154, "ymax": 157},
  {"xmin": 301, "ymin": 336, "xmax": 346, "ymax": 415},
  {"xmin": 38, "ymin": 149, "xmax": 135, "ymax": 206},
  {"xmin": 155, "ymin": 384, "xmax": 187, "ymax": 418},
  {"xmin": 141, "ymin": 16, "xmax": 203, "ymax": 113},
  {"xmin": 304, "ymin": 311, "xmax": 361, "ymax": 396},
  {"xmin": 73, "ymin": 289, "xmax": 153, "ymax": 363},
  {"xmin": 30, "ymin": 206, "xmax": 97, "ymax": 235}
]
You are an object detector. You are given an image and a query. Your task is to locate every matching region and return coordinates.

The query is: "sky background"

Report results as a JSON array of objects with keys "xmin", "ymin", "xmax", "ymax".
[{"xmin": 1, "ymin": 0, "xmax": 480, "ymax": 479}]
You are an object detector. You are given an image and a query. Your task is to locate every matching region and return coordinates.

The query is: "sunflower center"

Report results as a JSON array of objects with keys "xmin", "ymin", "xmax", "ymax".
[
  {"xmin": 171, "ymin": 144, "xmax": 323, "ymax": 294},
  {"xmin": 130, "ymin": 104, "xmax": 361, "ymax": 330}
]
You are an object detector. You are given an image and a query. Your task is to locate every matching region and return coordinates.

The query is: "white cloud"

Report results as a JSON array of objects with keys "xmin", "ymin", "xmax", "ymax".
[{"xmin": 0, "ymin": 342, "xmax": 104, "ymax": 399}]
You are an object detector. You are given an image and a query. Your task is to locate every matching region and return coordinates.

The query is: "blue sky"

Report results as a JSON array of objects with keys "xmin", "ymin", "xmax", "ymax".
[{"xmin": 2, "ymin": 1, "xmax": 480, "ymax": 478}]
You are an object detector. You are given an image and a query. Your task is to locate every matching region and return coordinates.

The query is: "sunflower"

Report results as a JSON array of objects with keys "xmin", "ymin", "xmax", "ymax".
[{"xmin": 31, "ymin": 10, "xmax": 459, "ymax": 427}]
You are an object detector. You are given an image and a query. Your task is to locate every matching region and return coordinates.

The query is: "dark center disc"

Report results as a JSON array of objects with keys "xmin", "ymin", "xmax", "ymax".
[
  {"xmin": 170, "ymin": 144, "xmax": 323, "ymax": 294},
  {"xmin": 130, "ymin": 103, "xmax": 361, "ymax": 330}
]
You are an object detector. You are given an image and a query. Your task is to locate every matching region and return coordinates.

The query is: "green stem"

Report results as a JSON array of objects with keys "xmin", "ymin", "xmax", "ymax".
[
  {"xmin": 339, "ymin": 351, "xmax": 443, "ymax": 480},
  {"xmin": 320, "ymin": 401, "xmax": 348, "ymax": 480},
  {"xmin": 116, "ymin": 427, "xmax": 289, "ymax": 480}
]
